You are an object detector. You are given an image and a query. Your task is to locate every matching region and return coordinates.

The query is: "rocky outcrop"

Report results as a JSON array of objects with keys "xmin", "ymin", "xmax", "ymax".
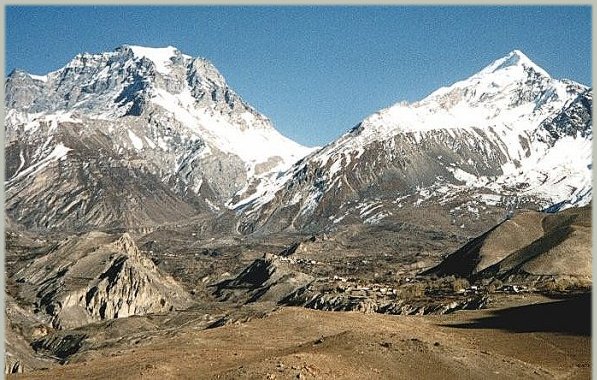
[
  {"xmin": 30, "ymin": 333, "xmax": 87, "ymax": 362},
  {"xmin": 5, "ymin": 294, "xmax": 57, "ymax": 374},
  {"xmin": 211, "ymin": 253, "xmax": 314, "ymax": 304},
  {"xmin": 14, "ymin": 232, "xmax": 193, "ymax": 329}
]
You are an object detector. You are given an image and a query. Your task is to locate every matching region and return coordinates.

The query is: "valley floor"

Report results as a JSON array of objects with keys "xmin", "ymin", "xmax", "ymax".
[{"xmin": 10, "ymin": 293, "xmax": 590, "ymax": 380}]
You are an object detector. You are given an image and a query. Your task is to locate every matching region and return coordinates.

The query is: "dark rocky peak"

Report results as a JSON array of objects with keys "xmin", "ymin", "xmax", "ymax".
[
  {"xmin": 5, "ymin": 44, "xmax": 265, "ymax": 123},
  {"xmin": 5, "ymin": 70, "xmax": 45, "ymax": 111},
  {"xmin": 539, "ymin": 88, "xmax": 593, "ymax": 143},
  {"xmin": 7, "ymin": 69, "xmax": 36, "ymax": 81}
]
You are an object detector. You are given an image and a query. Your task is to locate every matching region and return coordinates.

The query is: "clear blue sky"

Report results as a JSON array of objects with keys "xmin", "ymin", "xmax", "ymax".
[{"xmin": 6, "ymin": 6, "xmax": 592, "ymax": 147}]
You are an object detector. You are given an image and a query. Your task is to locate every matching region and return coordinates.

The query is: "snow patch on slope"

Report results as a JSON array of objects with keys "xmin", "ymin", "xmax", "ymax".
[
  {"xmin": 150, "ymin": 87, "xmax": 313, "ymax": 169},
  {"xmin": 29, "ymin": 74, "xmax": 48, "ymax": 82},
  {"xmin": 8, "ymin": 143, "xmax": 72, "ymax": 183},
  {"xmin": 127, "ymin": 45, "xmax": 183, "ymax": 75},
  {"xmin": 127, "ymin": 129, "xmax": 144, "ymax": 150}
]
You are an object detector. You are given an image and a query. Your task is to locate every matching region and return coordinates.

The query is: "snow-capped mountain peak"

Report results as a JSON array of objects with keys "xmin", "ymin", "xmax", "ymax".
[
  {"xmin": 4, "ymin": 45, "xmax": 314, "ymax": 230},
  {"xmin": 477, "ymin": 49, "xmax": 550, "ymax": 78},
  {"xmin": 350, "ymin": 49, "xmax": 583, "ymax": 142},
  {"xmin": 232, "ymin": 50, "xmax": 591, "ymax": 235},
  {"xmin": 124, "ymin": 45, "xmax": 189, "ymax": 75},
  {"xmin": 4, "ymin": 47, "xmax": 589, "ymax": 234},
  {"xmin": 6, "ymin": 44, "xmax": 312, "ymax": 167}
]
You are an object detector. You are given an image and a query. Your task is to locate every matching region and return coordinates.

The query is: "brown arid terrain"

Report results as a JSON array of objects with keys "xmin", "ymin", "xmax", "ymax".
[
  {"xmin": 8, "ymin": 292, "xmax": 590, "ymax": 380},
  {"xmin": 5, "ymin": 206, "xmax": 592, "ymax": 378},
  {"xmin": 423, "ymin": 205, "xmax": 592, "ymax": 285}
]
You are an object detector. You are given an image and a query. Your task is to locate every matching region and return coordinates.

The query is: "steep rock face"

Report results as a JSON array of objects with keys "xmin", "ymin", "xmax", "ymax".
[
  {"xmin": 13, "ymin": 232, "xmax": 193, "ymax": 329},
  {"xmin": 281, "ymin": 285, "xmax": 487, "ymax": 316},
  {"xmin": 5, "ymin": 294, "xmax": 56, "ymax": 374},
  {"xmin": 5, "ymin": 121, "xmax": 202, "ymax": 231},
  {"xmin": 5, "ymin": 45, "xmax": 312, "ymax": 231},
  {"xmin": 234, "ymin": 51, "xmax": 592, "ymax": 234}
]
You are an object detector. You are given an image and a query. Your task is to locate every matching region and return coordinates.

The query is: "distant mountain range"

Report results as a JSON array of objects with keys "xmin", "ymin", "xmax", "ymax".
[{"xmin": 5, "ymin": 47, "xmax": 591, "ymax": 236}]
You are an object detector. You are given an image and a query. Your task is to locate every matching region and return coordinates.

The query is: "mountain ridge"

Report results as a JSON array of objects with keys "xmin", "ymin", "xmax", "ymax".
[
  {"xmin": 5, "ymin": 44, "xmax": 314, "ymax": 231},
  {"xmin": 4, "ymin": 46, "xmax": 591, "ymax": 235},
  {"xmin": 231, "ymin": 49, "xmax": 591, "ymax": 235}
]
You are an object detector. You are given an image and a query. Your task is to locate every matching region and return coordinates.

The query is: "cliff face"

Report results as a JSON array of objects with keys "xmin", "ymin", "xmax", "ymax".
[{"xmin": 14, "ymin": 232, "xmax": 192, "ymax": 329}]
